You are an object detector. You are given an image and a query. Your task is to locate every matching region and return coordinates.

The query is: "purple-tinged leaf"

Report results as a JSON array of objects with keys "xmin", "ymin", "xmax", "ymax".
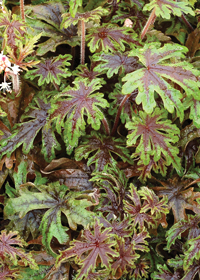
[
  {"xmin": 93, "ymin": 51, "xmax": 140, "ymax": 78},
  {"xmin": 87, "ymin": 23, "xmax": 140, "ymax": 53},
  {"xmin": 56, "ymin": 220, "xmax": 118, "ymax": 280},
  {"xmin": 132, "ymin": 258, "xmax": 150, "ymax": 279},
  {"xmin": 26, "ymin": 54, "xmax": 72, "ymax": 86},
  {"xmin": 184, "ymin": 236, "xmax": 200, "ymax": 270},
  {"xmin": 0, "ymin": 99, "xmax": 59, "ymax": 162},
  {"xmin": 0, "ymin": 230, "xmax": 37, "ymax": 269},
  {"xmin": 124, "ymin": 184, "xmax": 155, "ymax": 230},
  {"xmin": 131, "ymin": 229, "xmax": 150, "ymax": 252},
  {"xmin": 0, "ymin": 264, "xmax": 20, "ymax": 280},
  {"xmin": 99, "ymin": 217, "xmax": 132, "ymax": 237},
  {"xmin": 122, "ymin": 43, "xmax": 200, "ymax": 118},
  {"xmin": 152, "ymin": 264, "xmax": 183, "ymax": 280},
  {"xmin": 0, "ymin": 13, "xmax": 26, "ymax": 49},
  {"xmin": 75, "ymin": 132, "xmax": 132, "ymax": 171},
  {"xmin": 153, "ymin": 176, "xmax": 200, "ymax": 223},
  {"xmin": 126, "ymin": 108, "xmax": 180, "ymax": 169},
  {"xmin": 50, "ymin": 79, "xmax": 109, "ymax": 152},
  {"xmin": 166, "ymin": 215, "xmax": 200, "ymax": 249},
  {"xmin": 111, "ymin": 237, "xmax": 139, "ymax": 274}
]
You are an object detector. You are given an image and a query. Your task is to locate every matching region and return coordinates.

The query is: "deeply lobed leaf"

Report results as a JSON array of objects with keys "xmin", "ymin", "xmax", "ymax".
[
  {"xmin": 126, "ymin": 108, "xmax": 181, "ymax": 169},
  {"xmin": 122, "ymin": 42, "xmax": 200, "ymax": 119},
  {"xmin": 50, "ymin": 79, "xmax": 109, "ymax": 152},
  {"xmin": 56, "ymin": 219, "xmax": 118, "ymax": 280}
]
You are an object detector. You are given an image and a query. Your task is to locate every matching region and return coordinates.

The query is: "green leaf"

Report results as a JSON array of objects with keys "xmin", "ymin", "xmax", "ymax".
[
  {"xmin": 93, "ymin": 51, "xmax": 140, "ymax": 78},
  {"xmin": 19, "ymin": 265, "xmax": 50, "ymax": 280},
  {"xmin": 0, "ymin": 99, "xmax": 59, "ymax": 162},
  {"xmin": 61, "ymin": 7, "xmax": 108, "ymax": 29},
  {"xmin": 4, "ymin": 182, "xmax": 96, "ymax": 256},
  {"xmin": 50, "ymin": 79, "xmax": 109, "ymax": 153},
  {"xmin": 184, "ymin": 236, "xmax": 200, "ymax": 270},
  {"xmin": 126, "ymin": 108, "xmax": 180, "ymax": 169},
  {"xmin": 143, "ymin": 0, "xmax": 195, "ymax": 19},
  {"xmin": 25, "ymin": 2, "xmax": 78, "ymax": 56},
  {"xmin": 75, "ymin": 132, "xmax": 132, "ymax": 171},
  {"xmin": 69, "ymin": 0, "xmax": 82, "ymax": 18},
  {"xmin": 122, "ymin": 42, "xmax": 200, "ymax": 119},
  {"xmin": 25, "ymin": 54, "xmax": 72, "ymax": 86},
  {"xmin": 87, "ymin": 23, "xmax": 139, "ymax": 53}
]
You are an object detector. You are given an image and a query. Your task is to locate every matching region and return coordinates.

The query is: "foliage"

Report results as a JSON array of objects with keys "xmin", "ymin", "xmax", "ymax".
[{"xmin": 0, "ymin": 0, "xmax": 200, "ymax": 278}]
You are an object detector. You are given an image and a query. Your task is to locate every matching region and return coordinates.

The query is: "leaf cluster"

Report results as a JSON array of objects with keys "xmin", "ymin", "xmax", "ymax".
[{"xmin": 1, "ymin": 0, "xmax": 200, "ymax": 279}]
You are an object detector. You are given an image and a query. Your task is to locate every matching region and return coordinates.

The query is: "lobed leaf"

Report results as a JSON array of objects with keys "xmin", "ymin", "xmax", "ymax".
[
  {"xmin": 61, "ymin": 7, "xmax": 108, "ymax": 29},
  {"xmin": 25, "ymin": 54, "xmax": 72, "ymax": 86},
  {"xmin": 50, "ymin": 79, "xmax": 109, "ymax": 152},
  {"xmin": 56, "ymin": 219, "xmax": 118, "ymax": 280},
  {"xmin": 93, "ymin": 51, "xmax": 140, "ymax": 78},
  {"xmin": 124, "ymin": 184, "xmax": 155, "ymax": 230},
  {"xmin": 75, "ymin": 132, "xmax": 132, "ymax": 171},
  {"xmin": 26, "ymin": 2, "xmax": 78, "ymax": 56},
  {"xmin": 153, "ymin": 176, "xmax": 200, "ymax": 223},
  {"xmin": 122, "ymin": 42, "xmax": 200, "ymax": 118},
  {"xmin": 143, "ymin": 0, "xmax": 194, "ymax": 19},
  {"xmin": 166, "ymin": 215, "xmax": 200, "ymax": 250},
  {"xmin": 0, "ymin": 230, "xmax": 37, "ymax": 269},
  {"xmin": 111, "ymin": 237, "xmax": 139, "ymax": 274},
  {"xmin": 4, "ymin": 182, "xmax": 95, "ymax": 256},
  {"xmin": 87, "ymin": 23, "xmax": 140, "ymax": 53},
  {"xmin": 126, "ymin": 108, "xmax": 181, "ymax": 169},
  {"xmin": 0, "ymin": 99, "xmax": 59, "ymax": 162}
]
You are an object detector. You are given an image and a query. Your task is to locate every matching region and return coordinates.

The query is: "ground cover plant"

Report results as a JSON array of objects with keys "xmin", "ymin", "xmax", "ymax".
[{"xmin": 1, "ymin": 0, "xmax": 200, "ymax": 279}]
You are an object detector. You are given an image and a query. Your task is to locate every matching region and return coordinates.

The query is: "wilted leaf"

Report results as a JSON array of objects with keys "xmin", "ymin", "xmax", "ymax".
[{"xmin": 153, "ymin": 176, "xmax": 200, "ymax": 223}]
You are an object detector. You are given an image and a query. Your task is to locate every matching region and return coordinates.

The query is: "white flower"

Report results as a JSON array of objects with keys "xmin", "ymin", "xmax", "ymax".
[
  {"xmin": 0, "ymin": 51, "xmax": 11, "ymax": 72},
  {"xmin": 0, "ymin": 82, "xmax": 11, "ymax": 91},
  {"xmin": 10, "ymin": 64, "xmax": 21, "ymax": 75}
]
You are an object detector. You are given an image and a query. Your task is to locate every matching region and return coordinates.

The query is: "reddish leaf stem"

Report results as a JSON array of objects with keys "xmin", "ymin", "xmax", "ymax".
[
  {"xmin": 141, "ymin": 7, "xmax": 156, "ymax": 40},
  {"xmin": 111, "ymin": 94, "xmax": 131, "ymax": 136},
  {"xmin": 181, "ymin": 13, "xmax": 194, "ymax": 31},
  {"xmin": 102, "ymin": 117, "xmax": 110, "ymax": 136},
  {"xmin": 81, "ymin": 20, "xmax": 85, "ymax": 65},
  {"xmin": 20, "ymin": 0, "xmax": 25, "ymax": 21}
]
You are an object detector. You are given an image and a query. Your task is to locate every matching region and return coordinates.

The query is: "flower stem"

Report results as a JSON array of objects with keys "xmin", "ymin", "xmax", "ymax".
[
  {"xmin": 141, "ymin": 7, "xmax": 156, "ymax": 40},
  {"xmin": 80, "ymin": 20, "xmax": 85, "ymax": 65},
  {"xmin": 20, "ymin": 0, "xmax": 25, "ymax": 21},
  {"xmin": 111, "ymin": 94, "xmax": 131, "ymax": 136}
]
